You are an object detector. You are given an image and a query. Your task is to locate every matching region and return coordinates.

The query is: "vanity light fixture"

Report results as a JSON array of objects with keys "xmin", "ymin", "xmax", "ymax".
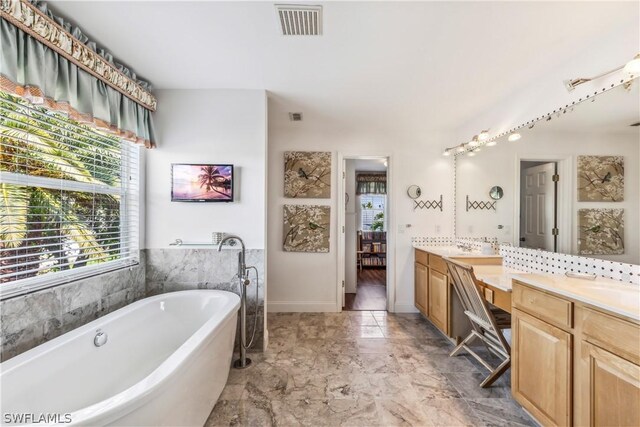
[
  {"xmin": 468, "ymin": 135, "xmax": 480, "ymax": 147},
  {"xmin": 508, "ymin": 132, "xmax": 521, "ymax": 142},
  {"xmin": 473, "ymin": 147, "xmax": 481, "ymax": 153},
  {"xmin": 478, "ymin": 129, "xmax": 490, "ymax": 141},
  {"xmin": 457, "ymin": 145, "xmax": 466, "ymax": 153},
  {"xmin": 467, "ymin": 151, "xmax": 476, "ymax": 157},
  {"xmin": 442, "ymin": 149, "xmax": 451, "ymax": 156},
  {"xmin": 485, "ymin": 140, "xmax": 497, "ymax": 147},
  {"xmin": 623, "ymin": 54, "xmax": 640, "ymax": 76},
  {"xmin": 564, "ymin": 53, "xmax": 640, "ymax": 92}
]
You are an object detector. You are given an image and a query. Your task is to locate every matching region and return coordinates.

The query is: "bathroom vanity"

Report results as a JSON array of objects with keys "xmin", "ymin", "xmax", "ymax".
[
  {"xmin": 414, "ymin": 246, "xmax": 502, "ymax": 342},
  {"xmin": 510, "ymin": 274, "xmax": 640, "ymax": 427}
]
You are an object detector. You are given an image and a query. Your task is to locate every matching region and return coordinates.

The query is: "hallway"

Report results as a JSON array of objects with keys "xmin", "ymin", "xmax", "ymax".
[{"xmin": 344, "ymin": 269, "xmax": 386, "ymax": 311}]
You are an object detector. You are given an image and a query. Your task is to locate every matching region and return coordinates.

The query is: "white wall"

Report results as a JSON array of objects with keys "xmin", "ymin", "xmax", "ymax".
[
  {"xmin": 146, "ymin": 89, "xmax": 267, "ymax": 250},
  {"xmin": 266, "ymin": 126, "xmax": 454, "ymax": 312},
  {"xmin": 345, "ymin": 160, "xmax": 357, "ymax": 294},
  {"xmin": 456, "ymin": 129, "xmax": 640, "ymax": 264}
]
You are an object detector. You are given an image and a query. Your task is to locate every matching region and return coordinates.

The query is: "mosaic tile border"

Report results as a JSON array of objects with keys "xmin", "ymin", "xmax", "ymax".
[
  {"xmin": 411, "ymin": 236, "xmax": 499, "ymax": 252},
  {"xmin": 499, "ymin": 245, "xmax": 640, "ymax": 286}
]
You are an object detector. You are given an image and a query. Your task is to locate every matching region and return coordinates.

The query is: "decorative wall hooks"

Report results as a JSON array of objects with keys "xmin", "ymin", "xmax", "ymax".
[
  {"xmin": 414, "ymin": 195, "xmax": 443, "ymax": 211},
  {"xmin": 466, "ymin": 195, "xmax": 496, "ymax": 211}
]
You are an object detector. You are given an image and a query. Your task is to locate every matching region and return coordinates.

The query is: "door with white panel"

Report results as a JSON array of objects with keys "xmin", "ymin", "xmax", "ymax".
[{"xmin": 519, "ymin": 162, "xmax": 557, "ymax": 251}]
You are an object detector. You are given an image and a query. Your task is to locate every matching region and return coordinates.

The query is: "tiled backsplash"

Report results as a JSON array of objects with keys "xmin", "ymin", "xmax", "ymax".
[
  {"xmin": 500, "ymin": 245, "xmax": 640, "ymax": 285},
  {"xmin": 412, "ymin": 236, "xmax": 499, "ymax": 252}
]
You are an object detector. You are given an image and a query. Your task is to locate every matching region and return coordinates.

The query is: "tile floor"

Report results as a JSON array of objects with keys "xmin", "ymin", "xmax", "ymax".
[{"xmin": 205, "ymin": 311, "xmax": 534, "ymax": 427}]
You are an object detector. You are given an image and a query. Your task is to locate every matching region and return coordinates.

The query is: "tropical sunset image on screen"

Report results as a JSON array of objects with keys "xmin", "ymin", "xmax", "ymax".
[{"xmin": 171, "ymin": 164, "xmax": 233, "ymax": 201}]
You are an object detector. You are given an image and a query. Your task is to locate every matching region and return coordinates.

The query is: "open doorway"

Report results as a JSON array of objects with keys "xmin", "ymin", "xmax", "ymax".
[
  {"xmin": 519, "ymin": 161, "xmax": 558, "ymax": 251},
  {"xmin": 344, "ymin": 159, "xmax": 387, "ymax": 311}
]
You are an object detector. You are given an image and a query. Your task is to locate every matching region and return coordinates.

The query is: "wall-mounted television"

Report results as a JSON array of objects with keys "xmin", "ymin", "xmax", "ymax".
[{"xmin": 171, "ymin": 164, "xmax": 234, "ymax": 202}]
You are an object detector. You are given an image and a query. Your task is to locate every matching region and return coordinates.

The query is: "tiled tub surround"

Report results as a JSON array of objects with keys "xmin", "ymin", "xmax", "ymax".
[
  {"xmin": 0, "ymin": 252, "xmax": 146, "ymax": 361},
  {"xmin": 206, "ymin": 311, "xmax": 534, "ymax": 427},
  {"xmin": 500, "ymin": 245, "xmax": 640, "ymax": 285},
  {"xmin": 145, "ymin": 248, "xmax": 265, "ymax": 351}
]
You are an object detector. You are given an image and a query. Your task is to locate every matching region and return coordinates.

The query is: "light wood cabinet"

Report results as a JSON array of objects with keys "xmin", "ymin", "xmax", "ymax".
[
  {"xmin": 428, "ymin": 269, "xmax": 448, "ymax": 334},
  {"xmin": 512, "ymin": 280, "xmax": 640, "ymax": 427},
  {"xmin": 580, "ymin": 341, "xmax": 640, "ymax": 427},
  {"xmin": 512, "ymin": 308, "xmax": 572, "ymax": 426},
  {"xmin": 414, "ymin": 262, "xmax": 428, "ymax": 316}
]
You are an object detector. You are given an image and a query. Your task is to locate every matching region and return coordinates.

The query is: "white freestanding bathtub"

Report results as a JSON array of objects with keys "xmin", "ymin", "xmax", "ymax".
[{"xmin": 0, "ymin": 290, "xmax": 240, "ymax": 426}]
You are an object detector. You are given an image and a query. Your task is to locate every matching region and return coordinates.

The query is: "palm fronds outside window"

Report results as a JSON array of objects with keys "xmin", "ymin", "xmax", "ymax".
[{"xmin": 0, "ymin": 92, "xmax": 139, "ymax": 295}]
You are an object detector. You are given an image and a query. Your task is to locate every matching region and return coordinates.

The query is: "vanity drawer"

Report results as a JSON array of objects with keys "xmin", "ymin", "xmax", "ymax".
[
  {"xmin": 415, "ymin": 249, "xmax": 429, "ymax": 266},
  {"xmin": 429, "ymin": 254, "xmax": 448, "ymax": 273},
  {"xmin": 582, "ymin": 308, "xmax": 640, "ymax": 363},
  {"xmin": 513, "ymin": 283, "xmax": 573, "ymax": 329}
]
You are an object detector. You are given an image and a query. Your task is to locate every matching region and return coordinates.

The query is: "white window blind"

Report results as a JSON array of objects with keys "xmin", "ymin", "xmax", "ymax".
[
  {"xmin": 0, "ymin": 92, "xmax": 140, "ymax": 299},
  {"xmin": 360, "ymin": 194, "xmax": 385, "ymax": 230}
]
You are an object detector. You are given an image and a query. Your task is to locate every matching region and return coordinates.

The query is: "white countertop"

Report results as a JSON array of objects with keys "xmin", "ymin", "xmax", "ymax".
[
  {"xmin": 414, "ymin": 245, "xmax": 502, "ymax": 259},
  {"xmin": 472, "ymin": 265, "xmax": 527, "ymax": 292},
  {"xmin": 512, "ymin": 273, "xmax": 640, "ymax": 322}
]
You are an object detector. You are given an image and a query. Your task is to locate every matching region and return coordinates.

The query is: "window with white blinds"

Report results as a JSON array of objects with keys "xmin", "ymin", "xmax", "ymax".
[{"xmin": 0, "ymin": 92, "xmax": 140, "ymax": 299}]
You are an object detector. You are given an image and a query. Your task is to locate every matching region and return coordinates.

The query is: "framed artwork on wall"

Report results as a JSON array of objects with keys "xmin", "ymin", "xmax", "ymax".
[
  {"xmin": 577, "ymin": 155, "xmax": 624, "ymax": 202},
  {"xmin": 283, "ymin": 204, "xmax": 330, "ymax": 252},
  {"xmin": 284, "ymin": 151, "xmax": 331, "ymax": 198},
  {"xmin": 578, "ymin": 208, "xmax": 624, "ymax": 255}
]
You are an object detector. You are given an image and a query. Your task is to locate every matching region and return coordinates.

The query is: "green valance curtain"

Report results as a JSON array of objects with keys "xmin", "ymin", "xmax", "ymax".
[
  {"xmin": 356, "ymin": 173, "xmax": 387, "ymax": 195},
  {"xmin": 0, "ymin": 0, "xmax": 157, "ymax": 147}
]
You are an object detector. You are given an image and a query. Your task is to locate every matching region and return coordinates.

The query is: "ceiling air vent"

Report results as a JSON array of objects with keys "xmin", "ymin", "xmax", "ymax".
[
  {"xmin": 275, "ymin": 5, "xmax": 322, "ymax": 36},
  {"xmin": 289, "ymin": 112, "xmax": 303, "ymax": 122}
]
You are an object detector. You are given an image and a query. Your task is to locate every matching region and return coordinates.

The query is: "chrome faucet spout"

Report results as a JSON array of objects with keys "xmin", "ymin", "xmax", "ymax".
[{"xmin": 218, "ymin": 234, "xmax": 246, "ymax": 278}]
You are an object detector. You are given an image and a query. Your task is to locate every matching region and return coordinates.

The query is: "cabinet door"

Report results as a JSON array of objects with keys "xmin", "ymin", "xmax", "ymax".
[
  {"xmin": 512, "ymin": 308, "xmax": 572, "ymax": 427},
  {"xmin": 428, "ymin": 269, "xmax": 448, "ymax": 334},
  {"xmin": 414, "ymin": 263, "xmax": 428, "ymax": 315},
  {"xmin": 580, "ymin": 341, "xmax": 640, "ymax": 427}
]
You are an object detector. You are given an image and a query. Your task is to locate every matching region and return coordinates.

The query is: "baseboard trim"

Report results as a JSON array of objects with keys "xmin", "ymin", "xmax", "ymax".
[
  {"xmin": 394, "ymin": 303, "xmax": 419, "ymax": 313},
  {"xmin": 267, "ymin": 301, "xmax": 338, "ymax": 312}
]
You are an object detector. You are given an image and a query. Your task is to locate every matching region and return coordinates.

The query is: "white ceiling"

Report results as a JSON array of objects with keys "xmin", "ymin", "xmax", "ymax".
[
  {"xmin": 349, "ymin": 158, "xmax": 387, "ymax": 172},
  {"xmin": 522, "ymin": 82, "xmax": 640, "ymax": 134},
  {"xmin": 52, "ymin": 1, "xmax": 639, "ymax": 135}
]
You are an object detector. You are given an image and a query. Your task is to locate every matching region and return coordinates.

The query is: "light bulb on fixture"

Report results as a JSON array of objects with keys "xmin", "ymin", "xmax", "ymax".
[
  {"xmin": 508, "ymin": 133, "xmax": 522, "ymax": 142},
  {"xmin": 486, "ymin": 140, "xmax": 497, "ymax": 147},
  {"xmin": 473, "ymin": 148, "xmax": 481, "ymax": 153},
  {"xmin": 442, "ymin": 149, "xmax": 451, "ymax": 157},
  {"xmin": 624, "ymin": 53, "xmax": 640, "ymax": 76},
  {"xmin": 457, "ymin": 145, "xmax": 466, "ymax": 153},
  {"xmin": 467, "ymin": 151, "xmax": 476, "ymax": 157},
  {"xmin": 468, "ymin": 135, "xmax": 480, "ymax": 147},
  {"xmin": 478, "ymin": 130, "xmax": 490, "ymax": 141}
]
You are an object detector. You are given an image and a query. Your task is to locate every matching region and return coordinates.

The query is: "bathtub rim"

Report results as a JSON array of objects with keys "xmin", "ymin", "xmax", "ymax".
[{"xmin": 0, "ymin": 289, "xmax": 241, "ymax": 426}]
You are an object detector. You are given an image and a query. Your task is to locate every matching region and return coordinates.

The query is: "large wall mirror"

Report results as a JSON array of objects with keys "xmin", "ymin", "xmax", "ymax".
[{"xmin": 456, "ymin": 83, "xmax": 640, "ymax": 264}]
